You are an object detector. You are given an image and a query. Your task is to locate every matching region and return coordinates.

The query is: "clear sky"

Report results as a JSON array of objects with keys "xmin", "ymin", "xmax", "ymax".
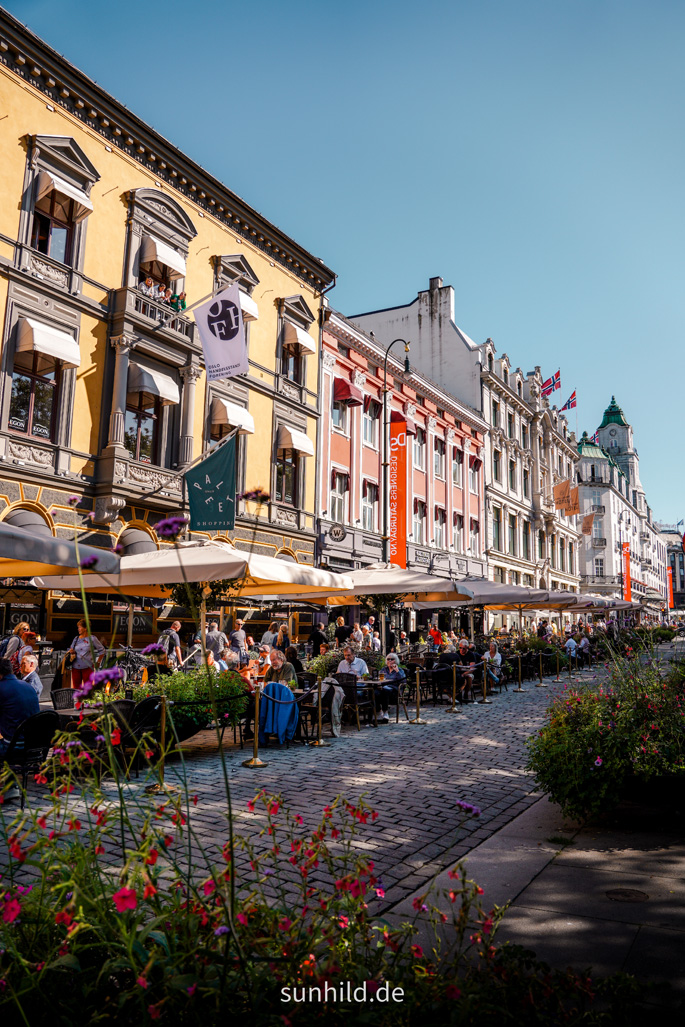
[{"xmin": 8, "ymin": 0, "xmax": 684, "ymax": 522}]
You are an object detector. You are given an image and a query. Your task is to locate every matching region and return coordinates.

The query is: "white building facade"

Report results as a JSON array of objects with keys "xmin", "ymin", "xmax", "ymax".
[
  {"xmin": 576, "ymin": 398, "xmax": 667, "ymax": 607},
  {"xmin": 351, "ymin": 277, "xmax": 582, "ymax": 595}
]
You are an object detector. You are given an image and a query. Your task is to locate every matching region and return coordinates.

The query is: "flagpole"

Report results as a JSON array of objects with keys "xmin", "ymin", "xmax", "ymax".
[{"xmin": 132, "ymin": 428, "xmax": 239, "ymax": 503}]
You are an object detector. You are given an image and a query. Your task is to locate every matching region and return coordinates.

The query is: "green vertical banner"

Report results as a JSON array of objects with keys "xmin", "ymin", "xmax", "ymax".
[{"xmin": 185, "ymin": 437, "xmax": 236, "ymax": 531}]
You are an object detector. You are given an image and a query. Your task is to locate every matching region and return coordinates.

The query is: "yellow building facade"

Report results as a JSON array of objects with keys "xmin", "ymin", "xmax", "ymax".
[{"xmin": 0, "ymin": 10, "xmax": 335, "ymax": 643}]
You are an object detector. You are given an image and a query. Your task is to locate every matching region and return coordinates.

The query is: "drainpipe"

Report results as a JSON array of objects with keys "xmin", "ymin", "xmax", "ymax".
[{"xmin": 315, "ymin": 278, "xmax": 337, "ymax": 570}]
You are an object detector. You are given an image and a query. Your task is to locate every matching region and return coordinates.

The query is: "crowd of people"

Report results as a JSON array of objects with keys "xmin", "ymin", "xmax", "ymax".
[{"xmin": 138, "ymin": 277, "xmax": 187, "ymax": 314}]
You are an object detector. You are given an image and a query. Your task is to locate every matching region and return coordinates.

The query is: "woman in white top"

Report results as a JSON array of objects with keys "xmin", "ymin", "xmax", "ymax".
[
  {"xmin": 351, "ymin": 622, "xmax": 363, "ymax": 644},
  {"xmin": 482, "ymin": 641, "xmax": 502, "ymax": 687}
]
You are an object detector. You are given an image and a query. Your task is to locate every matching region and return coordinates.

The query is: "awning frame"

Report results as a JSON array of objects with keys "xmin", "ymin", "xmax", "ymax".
[
  {"xmin": 16, "ymin": 316, "xmax": 81, "ymax": 369},
  {"xmin": 127, "ymin": 361, "xmax": 180, "ymax": 406}
]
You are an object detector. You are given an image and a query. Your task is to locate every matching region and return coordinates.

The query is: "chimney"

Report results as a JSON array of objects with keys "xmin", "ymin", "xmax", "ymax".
[{"xmin": 429, "ymin": 276, "xmax": 443, "ymax": 292}]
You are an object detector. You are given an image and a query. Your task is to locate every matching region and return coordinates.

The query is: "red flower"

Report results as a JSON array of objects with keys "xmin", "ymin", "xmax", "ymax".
[
  {"xmin": 148, "ymin": 1003, "xmax": 162, "ymax": 1019},
  {"xmin": 110, "ymin": 728, "xmax": 121, "ymax": 746},
  {"xmin": 37, "ymin": 816, "xmax": 47, "ymax": 829},
  {"xmin": 55, "ymin": 910, "xmax": 73, "ymax": 927},
  {"xmin": 202, "ymin": 879, "xmax": 216, "ymax": 897},
  {"xmin": 34, "ymin": 773, "xmax": 48, "ymax": 785},
  {"xmin": 3, "ymin": 898, "xmax": 21, "ymax": 923},
  {"xmin": 143, "ymin": 884, "xmax": 157, "ymax": 900},
  {"xmin": 137, "ymin": 976, "xmax": 148, "ymax": 989},
  {"xmin": 112, "ymin": 887, "xmax": 137, "ymax": 912},
  {"xmin": 68, "ymin": 818, "xmax": 81, "ymax": 832},
  {"xmin": 94, "ymin": 844, "xmax": 105, "ymax": 856},
  {"xmin": 445, "ymin": 984, "xmax": 461, "ymax": 1000},
  {"xmin": 410, "ymin": 944, "xmax": 423, "ymax": 958},
  {"xmin": 145, "ymin": 849, "xmax": 159, "ymax": 866}
]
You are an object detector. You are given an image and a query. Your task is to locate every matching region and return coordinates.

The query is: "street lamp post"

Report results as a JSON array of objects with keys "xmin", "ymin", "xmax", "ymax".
[{"xmin": 382, "ymin": 338, "xmax": 411, "ymax": 564}]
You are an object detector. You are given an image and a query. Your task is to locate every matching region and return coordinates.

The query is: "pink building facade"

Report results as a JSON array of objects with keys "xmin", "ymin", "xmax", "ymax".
[{"xmin": 317, "ymin": 310, "xmax": 487, "ymax": 579}]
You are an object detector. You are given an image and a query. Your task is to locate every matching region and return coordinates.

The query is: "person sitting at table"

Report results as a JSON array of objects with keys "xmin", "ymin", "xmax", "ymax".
[
  {"xmin": 284, "ymin": 646, "xmax": 304, "ymax": 675},
  {"xmin": 336, "ymin": 645, "xmax": 368, "ymax": 681},
  {"xmin": 0, "ymin": 658, "xmax": 39, "ymax": 758},
  {"xmin": 482, "ymin": 641, "xmax": 502, "ymax": 689},
  {"xmin": 320, "ymin": 642, "xmax": 330, "ymax": 656},
  {"xmin": 264, "ymin": 649, "xmax": 297, "ymax": 687},
  {"xmin": 374, "ymin": 652, "xmax": 406, "ymax": 722},
  {"xmin": 453, "ymin": 639, "xmax": 480, "ymax": 699},
  {"xmin": 19, "ymin": 653, "xmax": 43, "ymax": 698}
]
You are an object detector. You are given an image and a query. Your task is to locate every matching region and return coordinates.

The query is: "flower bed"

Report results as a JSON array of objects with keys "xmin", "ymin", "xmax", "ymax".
[{"xmin": 527, "ymin": 654, "xmax": 685, "ymax": 819}]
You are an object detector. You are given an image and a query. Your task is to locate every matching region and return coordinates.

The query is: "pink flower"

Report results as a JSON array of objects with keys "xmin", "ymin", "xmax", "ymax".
[
  {"xmin": 187, "ymin": 983, "xmax": 197, "ymax": 996},
  {"xmin": 112, "ymin": 887, "xmax": 137, "ymax": 912},
  {"xmin": 375, "ymin": 887, "xmax": 385, "ymax": 899},
  {"xmin": 137, "ymin": 976, "xmax": 148, "ymax": 989},
  {"xmin": 338, "ymin": 916, "xmax": 349, "ymax": 928},
  {"xmin": 410, "ymin": 944, "xmax": 423, "ymax": 958},
  {"xmin": 3, "ymin": 898, "xmax": 21, "ymax": 923},
  {"xmin": 236, "ymin": 913, "xmax": 248, "ymax": 926},
  {"xmin": 595, "ymin": 757, "xmax": 603, "ymax": 767},
  {"xmin": 278, "ymin": 917, "xmax": 292, "ymax": 931},
  {"xmin": 202, "ymin": 879, "xmax": 216, "ymax": 897},
  {"xmin": 445, "ymin": 984, "xmax": 461, "ymax": 1000}
]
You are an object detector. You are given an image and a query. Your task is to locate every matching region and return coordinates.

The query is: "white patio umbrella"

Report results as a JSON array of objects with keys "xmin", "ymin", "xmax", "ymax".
[
  {"xmin": 33, "ymin": 539, "xmax": 353, "ymax": 600},
  {"xmin": 0, "ymin": 520, "xmax": 120, "ymax": 577},
  {"xmin": 299, "ymin": 562, "xmax": 476, "ymax": 606}
]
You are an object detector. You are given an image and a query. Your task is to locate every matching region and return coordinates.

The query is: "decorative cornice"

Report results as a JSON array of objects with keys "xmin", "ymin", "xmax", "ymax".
[{"xmin": 0, "ymin": 11, "xmax": 335, "ymax": 292}]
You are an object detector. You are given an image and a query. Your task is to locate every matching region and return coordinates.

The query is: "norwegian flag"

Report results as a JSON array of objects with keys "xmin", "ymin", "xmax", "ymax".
[
  {"xmin": 541, "ymin": 370, "xmax": 561, "ymax": 397},
  {"xmin": 591, "ymin": 429, "xmax": 600, "ymax": 444},
  {"xmin": 561, "ymin": 390, "xmax": 576, "ymax": 410}
]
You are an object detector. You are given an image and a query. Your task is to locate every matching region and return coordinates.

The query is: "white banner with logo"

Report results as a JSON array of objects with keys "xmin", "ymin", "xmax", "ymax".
[{"xmin": 193, "ymin": 283, "xmax": 248, "ymax": 381}]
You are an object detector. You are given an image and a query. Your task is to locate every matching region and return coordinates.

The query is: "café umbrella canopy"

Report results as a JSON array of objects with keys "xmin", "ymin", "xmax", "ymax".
[
  {"xmin": 0, "ymin": 520, "xmax": 120, "ymax": 578},
  {"xmin": 33, "ymin": 538, "xmax": 353, "ymax": 599},
  {"xmin": 300, "ymin": 562, "xmax": 476, "ymax": 606}
]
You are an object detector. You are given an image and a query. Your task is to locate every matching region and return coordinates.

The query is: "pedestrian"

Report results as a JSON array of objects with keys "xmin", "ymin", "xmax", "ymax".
[
  {"xmin": 19, "ymin": 653, "xmax": 43, "ymax": 698},
  {"xmin": 351, "ymin": 622, "xmax": 363, "ymax": 644},
  {"xmin": 261, "ymin": 621, "xmax": 279, "ymax": 646},
  {"xmin": 157, "ymin": 619, "xmax": 183, "ymax": 667},
  {"xmin": 229, "ymin": 618, "xmax": 248, "ymax": 661},
  {"xmin": 275, "ymin": 623, "xmax": 290, "ymax": 650},
  {"xmin": 307, "ymin": 622, "xmax": 327, "ymax": 657},
  {"xmin": 372, "ymin": 631, "xmax": 381, "ymax": 652},
  {"xmin": 4, "ymin": 622, "xmax": 30, "ymax": 674},
  {"xmin": 205, "ymin": 620, "xmax": 229, "ymax": 660},
  {"xmin": 68, "ymin": 619, "xmax": 105, "ymax": 690},
  {"xmin": 334, "ymin": 616, "xmax": 352, "ymax": 647}
]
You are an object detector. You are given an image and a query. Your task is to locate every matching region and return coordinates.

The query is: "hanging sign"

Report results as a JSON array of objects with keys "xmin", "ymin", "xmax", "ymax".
[
  {"xmin": 622, "ymin": 541, "xmax": 631, "ymax": 601},
  {"xmin": 193, "ymin": 283, "xmax": 248, "ymax": 381},
  {"xmin": 564, "ymin": 486, "xmax": 580, "ymax": 517},
  {"xmin": 553, "ymin": 479, "xmax": 571, "ymax": 510},
  {"xmin": 185, "ymin": 437, "xmax": 236, "ymax": 531},
  {"xmin": 388, "ymin": 419, "xmax": 408, "ymax": 569},
  {"xmin": 581, "ymin": 513, "xmax": 595, "ymax": 536},
  {"xmin": 667, "ymin": 567, "xmax": 674, "ymax": 609}
]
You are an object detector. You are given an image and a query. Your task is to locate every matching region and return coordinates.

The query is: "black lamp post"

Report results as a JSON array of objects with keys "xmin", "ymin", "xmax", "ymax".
[{"xmin": 382, "ymin": 338, "xmax": 411, "ymax": 564}]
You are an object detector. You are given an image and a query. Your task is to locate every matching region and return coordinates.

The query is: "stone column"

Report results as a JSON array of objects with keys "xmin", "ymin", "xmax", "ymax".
[
  {"xmin": 178, "ymin": 363, "xmax": 203, "ymax": 468},
  {"xmin": 107, "ymin": 334, "xmax": 136, "ymax": 449}
]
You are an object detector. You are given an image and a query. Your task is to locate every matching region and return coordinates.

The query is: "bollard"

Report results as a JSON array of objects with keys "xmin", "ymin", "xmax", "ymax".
[
  {"xmin": 310, "ymin": 676, "xmax": 331, "ymax": 748},
  {"xmin": 568, "ymin": 652, "xmax": 572, "ymax": 681},
  {"xmin": 536, "ymin": 651, "xmax": 548, "ymax": 688},
  {"xmin": 409, "ymin": 667, "xmax": 426, "ymax": 724},
  {"xmin": 242, "ymin": 684, "xmax": 268, "ymax": 768},
  {"xmin": 513, "ymin": 653, "xmax": 524, "ymax": 693},
  {"xmin": 556, "ymin": 651, "xmax": 561, "ymax": 682},
  {"xmin": 478, "ymin": 658, "xmax": 493, "ymax": 704},
  {"xmin": 446, "ymin": 664, "xmax": 458, "ymax": 713},
  {"xmin": 145, "ymin": 694, "xmax": 178, "ymax": 794}
]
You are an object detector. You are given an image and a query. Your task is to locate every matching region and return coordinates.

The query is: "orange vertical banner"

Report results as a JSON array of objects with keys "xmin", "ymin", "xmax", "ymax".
[
  {"xmin": 388, "ymin": 419, "xmax": 408, "ymax": 568},
  {"xmin": 667, "ymin": 567, "xmax": 674, "ymax": 609},
  {"xmin": 622, "ymin": 541, "xmax": 631, "ymax": 601}
]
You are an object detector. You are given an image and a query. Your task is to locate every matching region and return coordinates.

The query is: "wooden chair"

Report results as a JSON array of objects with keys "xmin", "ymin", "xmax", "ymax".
[{"xmin": 1, "ymin": 711, "xmax": 59, "ymax": 809}]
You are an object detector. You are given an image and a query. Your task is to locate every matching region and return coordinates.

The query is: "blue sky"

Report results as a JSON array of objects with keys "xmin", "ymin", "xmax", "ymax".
[{"xmin": 9, "ymin": 0, "xmax": 684, "ymax": 521}]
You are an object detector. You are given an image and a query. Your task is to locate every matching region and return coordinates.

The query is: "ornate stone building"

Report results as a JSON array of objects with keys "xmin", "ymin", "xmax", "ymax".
[{"xmin": 0, "ymin": 10, "xmax": 334, "ymax": 642}]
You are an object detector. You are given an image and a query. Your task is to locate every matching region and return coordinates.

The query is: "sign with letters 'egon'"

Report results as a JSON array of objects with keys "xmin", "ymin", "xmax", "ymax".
[
  {"xmin": 193, "ymin": 283, "xmax": 249, "ymax": 381},
  {"xmin": 185, "ymin": 438, "xmax": 236, "ymax": 532},
  {"xmin": 388, "ymin": 419, "xmax": 407, "ymax": 569}
]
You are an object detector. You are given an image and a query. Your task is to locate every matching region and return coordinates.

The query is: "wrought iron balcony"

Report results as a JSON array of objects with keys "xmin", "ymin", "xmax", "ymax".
[
  {"xmin": 110, "ymin": 287, "xmax": 196, "ymax": 347},
  {"xmin": 591, "ymin": 504, "xmax": 605, "ymax": 514}
]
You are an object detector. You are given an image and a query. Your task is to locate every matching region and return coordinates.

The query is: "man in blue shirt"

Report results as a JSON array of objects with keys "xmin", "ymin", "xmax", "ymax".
[
  {"xmin": 336, "ymin": 646, "xmax": 368, "ymax": 680},
  {"xmin": 0, "ymin": 658, "xmax": 40, "ymax": 757}
]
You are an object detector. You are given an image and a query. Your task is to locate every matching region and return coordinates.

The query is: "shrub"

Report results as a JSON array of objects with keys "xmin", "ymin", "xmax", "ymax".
[{"xmin": 527, "ymin": 655, "xmax": 685, "ymax": 819}]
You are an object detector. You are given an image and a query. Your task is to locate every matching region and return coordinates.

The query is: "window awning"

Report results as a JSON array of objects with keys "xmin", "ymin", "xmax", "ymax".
[
  {"xmin": 210, "ymin": 397, "xmax": 255, "ymax": 434},
  {"xmin": 16, "ymin": 316, "xmax": 81, "ymax": 368},
  {"xmin": 333, "ymin": 377, "xmax": 363, "ymax": 406},
  {"xmin": 283, "ymin": 321, "xmax": 316, "ymax": 355},
  {"xmin": 470, "ymin": 518, "xmax": 480, "ymax": 532},
  {"xmin": 239, "ymin": 291, "xmax": 259, "ymax": 322},
  {"xmin": 390, "ymin": 408, "xmax": 416, "ymax": 435},
  {"xmin": 140, "ymin": 234, "xmax": 186, "ymax": 281},
  {"xmin": 469, "ymin": 455, "xmax": 482, "ymax": 470},
  {"xmin": 277, "ymin": 425, "xmax": 314, "ymax": 456},
  {"xmin": 35, "ymin": 170, "xmax": 93, "ymax": 223},
  {"xmin": 127, "ymin": 362, "xmax": 180, "ymax": 405}
]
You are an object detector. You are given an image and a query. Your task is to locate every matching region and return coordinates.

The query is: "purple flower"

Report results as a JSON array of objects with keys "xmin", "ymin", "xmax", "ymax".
[
  {"xmin": 95, "ymin": 735, "xmax": 105, "ymax": 743},
  {"xmin": 262, "ymin": 868, "xmax": 275, "ymax": 876},
  {"xmin": 595, "ymin": 757, "xmax": 603, "ymax": 767},
  {"xmin": 67, "ymin": 495, "xmax": 79, "ymax": 507},
  {"xmin": 141, "ymin": 643, "xmax": 166, "ymax": 656},
  {"xmin": 79, "ymin": 555, "xmax": 98, "ymax": 570},
  {"xmin": 91, "ymin": 667, "xmax": 123, "ymax": 689},
  {"xmin": 74, "ymin": 681, "xmax": 94, "ymax": 701},
  {"xmin": 455, "ymin": 801, "xmax": 481, "ymax": 818},
  {"xmin": 155, "ymin": 515, "xmax": 189, "ymax": 540},
  {"xmin": 238, "ymin": 487, "xmax": 270, "ymax": 504},
  {"xmin": 214, "ymin": 925, "xmax": 229, "ymax": 937}
]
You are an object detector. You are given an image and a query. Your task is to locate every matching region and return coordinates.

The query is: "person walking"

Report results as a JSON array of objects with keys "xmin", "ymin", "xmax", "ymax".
[
  {"xmin": 261, "ymin": 621, "xmax": 279, "ymax": 646},
  {"xmin": 229, "ymin": 618, "xmax": 248, "ymax": 661},
  {"xmin": 158, "ymin": 620, "xmax": 183, "ymax": 667},
  {"xmin": 205, "ymin": 620, "xmax": 229, "ymax": 660},
  {"xmin": 68, "ymin": 619, "xmax": 105, "ymax": 690},
  {"xmin": 275, "ymin": 623, "xmax": 290, "ymax": 651},
  {"xmin": 307, "ymin": 622, "xmax": 327, "ymax": 657},
  {"xmin": 4, "ymin": 622, "xmax": 30, "ymax": 673}
]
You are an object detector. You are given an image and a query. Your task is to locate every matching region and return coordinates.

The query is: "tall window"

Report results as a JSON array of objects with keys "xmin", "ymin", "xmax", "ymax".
[
  {"xmin": 493, "ymin": 449, "xmax": 501, "ymax": 482},
  {"xmin": 362, "ymin": 400, "xmax": 379, "ymax": 446},
  {"xmin": 507, "ymin": 412, "xmax": 514, "ymax": 438},
  {"xmin": 453, "ymin": 513, "xmax": 463, "ymax": 551},
  {"xmin": 413, "ymin": 500, "xmax": 426, "ymax": 544},
  {"xmin": 361, "ymin": 482, "xmax": 378, "ymax": 531},
  {"xmin": 569, "ymin": 542, "xmax": 574, "ymax": 575},
  {"xmin": 413, "ymin": 428, "xmax": 426, "ymax": 469},
  {"xmin": 492, "ymin": 400, "xmax": 499, "ymax": 428},
  {"xmin": 281, "ymin": 346, "xmax": 303, "ymax": 385},
  {"xmin": 275, "ymin": 448, "xmax": 298, "ymax": 505},
  {"xmin": 508, "ymin": 513, "xmax": 517, "ymax": 555},
  {"xmin": 434, "ymin": 437, "xmax": 445, "ymax": 478},
  {"xmin": 452, "ymin": 447, "xmax": 463, "ymax": 486},
  {"xmin": 469, "ymin": 458, "xmax": 479, "ymax": 492},
  {"xmin": 509, "ymin": 459, "xmax": 516, "ymax": 490},
  {"xmin": 331, "ymin": 399, "xmax": 348, "ymax": 432},
  {"xmin": 523, "ymin": 467, "xmax": 529, "ymax": 498},
  {"xmin": 8, "ymin": 351, "xmax": 61, "ymax": 442},
  {"xmin": 594, "ymin": 557, "xmax": 604, "ymax": 577},
  {"xmin": 330, "ymin": 472, "xmax": 347, "ymax": 523},
  {"xmin": 492, "ymin": 507, "xmax": 502, "ymax": 551},
  {"xmin": 522, "ymin": 520, "xmax": 531, "ymax": 561},
  {"xmin": 550, "ymin": 533, "xmax": 557, "ymax": 569},
  {"xmin": 521, "ymin": 425, "xmax": 528, "ymax": 449},
  {"xmin": 124, "ymin": 393, "xmax": 160, "ymax": 464},
  {"xmin": 494, "ymin": 566, "xmax": 506, "ymax": 583},
  {"xmin": 434, "ymin": 507, "xmax": 446, "ymax": 547},
  {"xmin": 559, "ymin": 537, "xmax": 566, "ymax": 572},
  {"xmin": 32, "ymin": 190, "xmax": 76, "ymax": 265},
  {"xmin": 469, "ymin": 519, "xmax": 479, "ymax": 554},
  {"xmin": 538, "ymin": 530, "xmax": 545, "ymax": 559},
  {"xmin": 593, "ymin": 518, "xmax": 604, "ymax": 538}
]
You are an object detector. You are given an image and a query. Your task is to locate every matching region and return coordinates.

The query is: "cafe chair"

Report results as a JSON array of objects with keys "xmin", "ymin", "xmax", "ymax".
[
  {"xmin": 51, "ymin": 688, "xmax": 76, "ymax": 710},
  {"xmin": 0, "ymin": 711, "xmax": 59, "ymax": 809},
  {"xmin": 340, "ymin": 682, "xmax": 377, "ymax": 731}
]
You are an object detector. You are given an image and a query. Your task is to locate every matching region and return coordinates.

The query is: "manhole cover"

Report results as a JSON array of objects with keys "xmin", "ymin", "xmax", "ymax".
[{"xmin": 605, "ymin": 889, "xmax": 649, "ymax": 903}]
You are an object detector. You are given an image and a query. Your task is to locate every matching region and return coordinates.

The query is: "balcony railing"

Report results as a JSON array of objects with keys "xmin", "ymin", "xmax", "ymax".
[
  {"xmin": 590, "ymin": 504, "xmax": 605, "ymax": 514},
  {"xmin": 641, "ymin": 558, "xmax": 653, "ymax": 568},
  {"xmin": 111, "ymin": 287, "xmax": 196, "ymax": 344},
  {"xmin": 639, "ymin": 532, "xmax": 650, "ymax": 542},
  {"xmin": 581, "ymin": 574, "xmax": 620, "ymax": 585},
  {"xmin": 592, "ymin": 538, "xmax": 607, "ymax": 548}
]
